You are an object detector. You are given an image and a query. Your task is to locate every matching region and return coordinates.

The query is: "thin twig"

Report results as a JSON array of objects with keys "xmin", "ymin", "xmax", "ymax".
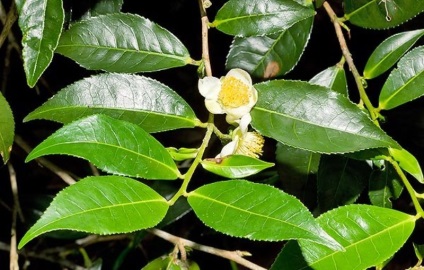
[
  {"xmin": 8, "ymin": 163, "xmax": 19, "ymax": 270},
  {"xmin": 0, "ymin": 1, "xmax": 17, "ymax": 49},
  {"xmin": 149, "ymin": 228, "xmax": 266, "ymax": 270},
  {"xmin": 14, "ymin": 135, "xmax": 78, "ymax": 185},
  {"xmin": 198, "ymin": 0, "xmax": 212, "ymax": 77}
]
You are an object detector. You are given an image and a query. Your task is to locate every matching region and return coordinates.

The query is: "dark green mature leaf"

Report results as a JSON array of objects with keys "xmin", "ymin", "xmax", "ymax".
[
  {"xmin": 317, "ymin": 155, "xmax": 371, "ymax": 212},
  {"xmin": 271, "ymin": 205, "xmax": 416, "ymax": 270},
  {"xmin": 413, "ymin": 243, "xmax": 424, "ymax": 263},
  {"xmin": 83, "ymin": 0, "xmax": 123, "ymax": 17},
  {"xmin": 56, "ymin": 13, "xmax": 192, "ymax": 73},
  {"xmin": 364, "ymin": 29, "xmax": 424, "ymax": 79},
  {"xmin": 188, "ymin": 180, "xmax": 343, "ymax": 250},
  {"xmin": 211, "ymin": 0, "xmax": 315, "ymax": 37},
  {"xmin": 389, "ymin": 148, "xmax": 424, "ymax": 183},
  {"xmin": 344, "ymin": 0, "xmax": 424, "ymax": 29},
  {"xmin": 309, "ymin": 64, "xmax": 348, "ymax": 96},
  {"xmin": 226, "ymin": 0, "xmax": 314, "ymax": 79},
  {"xmin": 251, "ymin": 80, "xmax": 399, "ymax": 153},
  {"xmin": 24, "ymin": 73, "xmax": 199, "ymax": 133},
  {"xmin": 26, "ymin": 115, "xmax": 180, "ymax": 180},
  {"xmin": 18, "ymin": 176, "xmax": 169, "ymax": 248},
  {"xmin": 369, "ymin": 162, "xmax": 403, "ymax": 208},
  {"xmin": 0, "ymin": 92, "xmax": 14, "ymax": 164},
  {"xmin": 18, "ymin": 0, "xmax": 64, "ymax": 87},
  {"xmin": 201, "ymin": 155, "xmax": 274, "ymax": 178},
  {"xmin": 379, "ymin": 46, "xmax": 424, "ymax": 110}
]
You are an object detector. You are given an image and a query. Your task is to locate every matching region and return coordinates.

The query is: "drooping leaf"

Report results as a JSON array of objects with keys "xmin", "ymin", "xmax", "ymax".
[
  {"xmin": 271, "ymin": 204, "xmax": 416, "ymax": 270},
  {"xmin": 188, "ymin": 180, "xmax": 343, "ymax": 250},
  {"xmin": 364, "ymin": 29, "xmax": 424, "ymax": 79},
  {"xmin": 0, "ymin": 92, "xmax": 14, "ymax": 164},
  {"xmin": 18, "ymin": 176, "xmax": 169, "ymax": 248},
  {"xmin": 389, "ymin": 147, "xmax": 424, "ymax": 183},
  {"xmin": 211, "ymin": 0, "xmax": 315, "ymax": 37},
  {"xmin": 369, "ymin": 162, "xmax": 403, "ymax": 208},
  {"xmin": 24, "ymin": 73, "xmax": 199, "ymax": 133},
  {"xmin": 251, "ymin": 80, "xmax": 399, "ymax": 153},
  {"xmin": 226, "ymin": 0, "xmax": 314, "ymax": 79},
  {"xmin": 309, "ymin": 64, "xmax": 348, "ymax": 96},
  {"xmin": 344, "ymin": 0, "xmax": 424, "ymax": 29},
  {"xmin": 317, "ymin": 155, "xmax": 371, "ymax": 212},
  {"xmin": 56, "ymin": 13, "xmax": 192, "ymax": 73},
  {"xmin": 201, "ymin": 155, "xmax": 274, "ymax": 178},
  {"xmin": 26, "ymin": 115, "xmax": 180, "ymax": 180},
  {"xmin": 379, "ymin": 46, "xmax": 424, "ymax": 110},
  {"xmin": 18, "ymin": 0, "xmax": 64, "ymax": 87}
]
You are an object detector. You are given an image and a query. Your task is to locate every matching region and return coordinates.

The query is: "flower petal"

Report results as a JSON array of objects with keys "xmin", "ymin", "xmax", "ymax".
[
  {"xmin": 205, "ymin": 99, "xmax": 224, "ymax": 114},
  {"xmin": 218, "ymin": 140, "xmax": 237, "ymax": 158},
  {"xmin": 199, "ymin": 76, "xmax": 221, "ymax": 99},
  {"xmin": 226, "ymin": 68, "xmax": 252, "ymax": 87}
]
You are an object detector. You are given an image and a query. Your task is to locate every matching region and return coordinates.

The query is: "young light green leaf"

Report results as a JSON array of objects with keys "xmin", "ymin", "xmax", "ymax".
[
  {"xmin": 167, "ymin": 147, "xmax": 198, "ymax": 161},
  {"xmin": 344, "ymin": 0, "xmax": 424, "ymax": 29},
  {"xmin": 18, "ymin": 0, "xmax": 64, "ymax": 87},
  {"xmin": 201, "ymin": 155, "xmax": 274, "ymax": 178},
  {"xmin": 271, "ymin": 205, "xmax": 416, "ymax": 270},
  {"xmin": 369, "ymin": 162, "xmax": 403, "ymax": 208},
  {"xmin": 317, "ymin": 155, "xmax": 371, "ymax": 212},
  {"xmin": 56, "ymin": 13, "xmax": 192, "ymax": 73},
  {"xmin": 0, "ymin": 92, "xmax": 14, "ymax": 164},
  {"xmin": 24, "ymin": 73, "xmax": 199, "ymax": 133},
  {"xmin": 188, "ymin": 180, "xmax": 343, "ymax": 251},
  {"xmin": 251, "ymin": 80, "xmax": 399, "ymax": 153},
  {"xmin": 26, "ymin": 115, "xmax": 180, "ymax": 180},
  {"xmin": 309, "ymin": 64, "xmax": 348, "ymax": 96},
  {"xmin": 364, "ymin": 29, "xmax": 424, "ymax": 79},
  {"xmin": 211, "ymin": 0, "xmax": 315, "ymax": 37},
  {"xmin": 18, "ymin": 176, "xmax": 169, "ymax": 248},
  {"xmin": 379, "ymin": 46, "xmax": 424, "ymax": 110},
  {"xmin": 226, "ymin": 0, "xmax": 314, "ymax": 78},
  {"xmin": 389, "ymin": 147, "xmax": 424, "ymax": 183}
]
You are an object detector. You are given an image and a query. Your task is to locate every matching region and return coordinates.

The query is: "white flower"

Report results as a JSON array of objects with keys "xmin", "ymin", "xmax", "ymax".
[
  {"xmin": 198, "ymin": 68, "xmax": 258, "ymax": 125},
  {"xmin": 218, "ymin": 126, "xmax": 265, "ymax": 159}
]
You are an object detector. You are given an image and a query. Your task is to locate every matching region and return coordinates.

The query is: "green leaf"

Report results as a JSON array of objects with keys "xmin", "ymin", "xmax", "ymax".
[
  {"xmin": 309, "ymin": 64, "xmax": 348, "ymax": 96},
  {"xmin": 18, "ymin": 176, "xmax": 169, "ymax": 248},
  {"xmin": 226, "ymin": 0, "xmax": 314, "ymax": 79},
  {"xmin": 379, "ymin": 46, "xmax": 424, "ymax": 110},
  {"xmin": 413, "ymin": 243, "xmax": 424, "ymax": 263},
  {"xmin": 188, "ymin": 180, "xmax": 343, "ymax": 251},
  {"xmin": 0, "ymin": 92, "xmax": 14, "ymax": 164},
  {"xmin": 389, "ymin": 147, "xmax": 424, "ymax": 183},
  {"xmin": 211, "ymin": 0, "xmax": 315, "ymax": 37},
  {"xmin": 24, "ymin": 73, "xmax": 199, "ymax": 133},
  {"xmin": 167, "ymin": 147, "xmax": 198, "ymax": 161},
  {"xmin": 271, "ymin": 205, "xmax": 416, "ymax": 270},
  {"xmin": 26, "ymin": 115, "xmax": 180, "ymax": 180},
  {"xmin": 251, "ymin": 80, "xmax": 399, "ymax": 153},
  {"xmin": 56, "ymin": 13, "xmax": 192, "ymax": 73},
  {"xmin": 344, "ymin": 0, "xmax": 424, "ymax": 29},
  {"xmin": 364, "ymin": 29, "xmax": 424, "ymax": 79},
  {"xmin": 201, "ymin": 155, "xmax": 274, "ymax": 178},
  {"xmin": 369, "ymin": 162, "xmax": 403, "ymax": 208},
  {"xmin": 317, "ymin": 155, "xmax": 371, "ymax": 212},
  {"xmin": 18, "ymin": 0, "xmax": 64, "ymax": 87},
  {"xmin": 83, "ymin": 0, "xmax": 123, "ymax": 17}
]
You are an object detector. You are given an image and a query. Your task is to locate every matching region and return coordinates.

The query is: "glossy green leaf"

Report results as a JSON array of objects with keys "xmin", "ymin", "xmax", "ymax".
[
  {"xmin": 379, "ymin": 46, "xmax": 424, "ymax": 110},
  {"xmin": 413, "ymin": 243, "xmax": 424, "ymax": 263},
  {"xmin": 201, "ymin": 155, "xmax": 274, "ymax": 178},
  {"xmin": 211, "ymin": 0, "xmax": 315, "ymax": 37},
  {"xmin": 315, "ymin": 0, "xmax": 325, "ymax": 8},
  {"xmin": 271, "ymin": 205, "xmax": 416, "ymax": 270},
  {"xmin": 24, "ymin": 73, "xmax": 199, "ymax": 133},
  {"xmin": 188, "ymin": 180, "xmax": 343, "ymax": 250},
  {"xmin": 26, "ymin": 115, "xmax": 180, "ymax": 180},
  {"xmin": 0, "ymin": 92, "xmax": 14, "ymax": 164},
  {"xmin": 18, "ymin": 0, "xmax": 64, "ymax": 87},
  {"xmin": 369, "ymin": 162, "xmax": 403, "ymax": 208},
  {"xmin": 18, "ymin": 176, "xmax": 169, "ymax": 248},
  {"xmin": 317, "ymin": 155, "xmax": 371, "ymax": 212},
  {"xmin": 226, "ymin": 0, "xmax": 314, "ymax": 79},
  {"xmin": 344, "ymin": 0, "xmax": 424, "ymax": 29},
  {"xmin": 364, "ymin": 29, "xmax": 424, "ymax": 79},
  {"xmin": 389, "ymin": 147, "xmax": 424, "ymax": 183},
  {"xmin": 309, "ymin": 64, "xmax": 348, "ymax": 96},
  {"xmin": 167, "ymin": 147, "xmax": 198, "ymax": 161},
  {"xmin": 251, "ymin": 80, "xmax": 399, "ymax": 153},
  {"xmin": 56, "ymin": 13, "xmax": 192, "ymax": 73},
  {"xmin": 83, "ymin": 0, "xmax": 123, "ymax": 17},
  {"xmin": 142, "ymin": 256, "xmax": 199, "ymax": 270}
]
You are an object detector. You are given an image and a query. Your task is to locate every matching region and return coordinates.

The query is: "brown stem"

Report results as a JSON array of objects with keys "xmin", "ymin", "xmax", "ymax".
[
  {"xmin": 8, "ymin": 163, "xmax": 19, "ymax": 270},
  {"xmin": 198, "ymin": 0, "xmax": 212, "ymax": 77}
]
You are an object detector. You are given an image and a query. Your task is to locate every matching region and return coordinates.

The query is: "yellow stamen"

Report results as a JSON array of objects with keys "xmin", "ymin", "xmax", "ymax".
[
  {"xmin": 218, "ymin": 76, "xmax": 250, "ymax": 108},
  {"xmin": 235, "ymin": 132, "xmax": 264, "ymax": 158}
]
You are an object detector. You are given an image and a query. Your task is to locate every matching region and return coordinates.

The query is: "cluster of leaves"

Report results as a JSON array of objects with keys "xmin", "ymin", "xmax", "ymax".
[{"xmin": 1, "ymin": 0, "xmax": 424, "ymax": 269}]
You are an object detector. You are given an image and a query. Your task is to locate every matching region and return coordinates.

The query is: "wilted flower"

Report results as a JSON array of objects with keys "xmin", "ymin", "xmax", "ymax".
[{"xmin": 198, "ymin": 68, "xmax": 258, "ymax": 125}]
